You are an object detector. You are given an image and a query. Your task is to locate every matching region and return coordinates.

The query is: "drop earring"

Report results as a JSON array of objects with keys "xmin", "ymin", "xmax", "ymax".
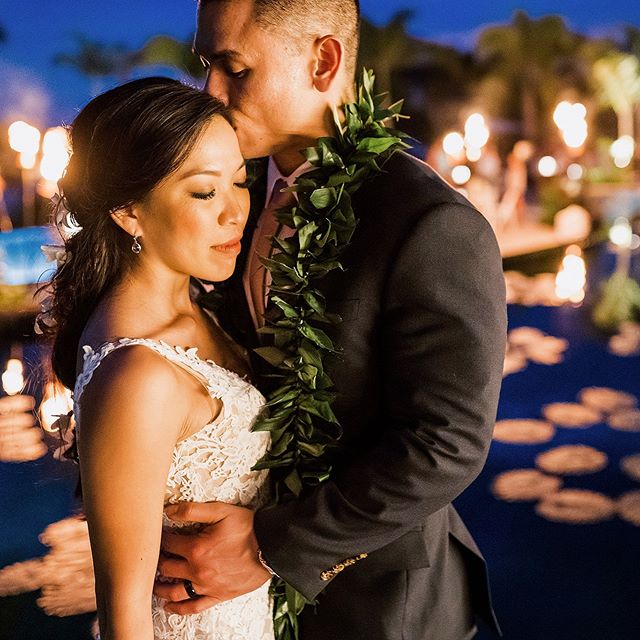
[{"xmin": 131, "ymin": 235, "xmax": 142, "ymax": 254}]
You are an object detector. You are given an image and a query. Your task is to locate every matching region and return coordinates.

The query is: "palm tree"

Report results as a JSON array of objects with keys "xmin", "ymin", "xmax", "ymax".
[
  {"xmin": 56, "ymin": 33, "xmax": 207, "ymax": 95},
  {"xmin": 593, "ymin": 52, "xmax": 640, "ymax": 140},
  {"xmin": 475, "ymin": 11, "xmax": 609, "ymax": 145},
  {"xmin": 54, "ymin": 35, "xmax": 141, "ymax": 93},
  {"xmin": 358, "ymin": 10, "xmax": 415, "ymax": 95},
  {"xmin": 623, "ymin": 27, "xmax": 640, "ymax": 150},
  {"xmin": 624, "ymin": 26, "xmax": 640, "ymax": 61},
  {"xmin": 358, "ymin": 11, "xmax": 473, "ymax": 142},
  {"xmin": 137, "ymin": 34, "xmax": 206, "ymax": 80}
]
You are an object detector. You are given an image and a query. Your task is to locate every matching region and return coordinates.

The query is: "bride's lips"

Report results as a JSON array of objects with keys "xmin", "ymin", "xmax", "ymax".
[{"xmin": 211, "ymin": 236, "xmax": 242, "ymax": 256}]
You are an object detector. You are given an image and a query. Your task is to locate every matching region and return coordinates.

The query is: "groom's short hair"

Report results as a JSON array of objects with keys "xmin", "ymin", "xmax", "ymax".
[{"xmin": 201, "ymin": 0, "xmax": 361, "ymax": 79}]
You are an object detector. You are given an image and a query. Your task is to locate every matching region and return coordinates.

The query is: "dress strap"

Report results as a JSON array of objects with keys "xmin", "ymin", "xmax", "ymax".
[{"xmin": 74, "ymin": 338, "xmax": 228, "ymax": 406}]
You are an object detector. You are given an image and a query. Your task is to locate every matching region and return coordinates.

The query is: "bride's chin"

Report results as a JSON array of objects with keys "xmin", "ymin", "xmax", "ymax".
[{"xmin": 197, "ymin": 264, "xmax": 236, "ymax": 283}]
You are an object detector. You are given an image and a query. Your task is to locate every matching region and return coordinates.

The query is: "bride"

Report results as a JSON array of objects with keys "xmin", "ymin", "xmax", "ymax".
[{"xmin": 44, "ymin": 77, "xmax": 274, "ymax": 639}]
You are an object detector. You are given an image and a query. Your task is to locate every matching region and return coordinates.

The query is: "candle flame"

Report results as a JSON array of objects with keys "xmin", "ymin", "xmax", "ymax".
[
  {"xmin": 555, "ymin": 245, "xmax": 586, "ymax": 304},
  {"xmin": 2, "ymin": 359, "xmax": 24, "ymax": 396},
  {"xmin": 39, "ymin": 382, "xmax": 73, "ymax": 433},
  {"xmin": 8, "ymin": 121, "xmax": 41, "ymax": 156}
]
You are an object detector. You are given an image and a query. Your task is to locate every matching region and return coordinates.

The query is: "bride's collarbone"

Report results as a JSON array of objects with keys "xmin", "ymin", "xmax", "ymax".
[{"xmin": 178, "ymin": 322, "xmax": 250, "ymax": 378}]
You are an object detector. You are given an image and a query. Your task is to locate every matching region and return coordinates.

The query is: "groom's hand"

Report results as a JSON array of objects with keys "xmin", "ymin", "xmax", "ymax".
[{"xmin": 153, "ymin": 502, "xmax": 271, "ymax": 614}]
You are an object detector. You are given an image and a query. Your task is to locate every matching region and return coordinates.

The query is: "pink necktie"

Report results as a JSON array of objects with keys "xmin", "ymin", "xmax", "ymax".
[{"xmin": 243, "ymin": 179, "xmax": 294, "ymax": 329}]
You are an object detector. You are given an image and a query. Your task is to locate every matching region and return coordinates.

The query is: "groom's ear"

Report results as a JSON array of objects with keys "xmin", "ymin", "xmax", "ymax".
[
  {"xmin": 312, "ymin": 35, "xmax": 343, "ymax": 93},
  {"xmin": 110, "ymin": 205, "xmax": 140, "ymax": 237}
]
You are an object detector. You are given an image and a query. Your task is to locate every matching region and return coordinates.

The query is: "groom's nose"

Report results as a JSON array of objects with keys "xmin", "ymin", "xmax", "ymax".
[{"xmin": 204, "ymin": 69, "xmax": 229, "ymax": 107}]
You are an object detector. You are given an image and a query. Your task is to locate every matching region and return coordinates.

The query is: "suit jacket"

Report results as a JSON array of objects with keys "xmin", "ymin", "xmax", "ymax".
[{"xmin": 207, "ymin": 151, "xmax": 506, "ymax": 640}]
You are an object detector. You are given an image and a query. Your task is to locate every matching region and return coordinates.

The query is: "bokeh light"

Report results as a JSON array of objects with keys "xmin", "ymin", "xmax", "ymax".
[
  {"xmin": 451, "ymin": 165, "xmax": 472, "ymax": 185},
  {"xmin": 538, "ymin": 156, "xmax": 558, "ymax": 177},
  {"xmin": 610, "ymin": 136, "xmax": 635, "ymax": 169},
  {"xmin": 442, "ymin": 131, "xmax": 465, "ymax": 157},
  {"xmin": 567, "ymin": 163, "xmax": 584, "ymax": 181}
]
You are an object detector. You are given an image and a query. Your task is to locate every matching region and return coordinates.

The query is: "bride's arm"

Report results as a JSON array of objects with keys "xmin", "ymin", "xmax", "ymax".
[{"xmin": 77, "ymin": 346, "xmax": 192, "ymax": 640}]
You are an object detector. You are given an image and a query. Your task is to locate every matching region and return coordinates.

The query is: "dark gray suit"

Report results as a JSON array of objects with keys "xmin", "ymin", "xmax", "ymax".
[{"xmin": 206, "ymin": 151, "xmax": 506, "ymax": 639}]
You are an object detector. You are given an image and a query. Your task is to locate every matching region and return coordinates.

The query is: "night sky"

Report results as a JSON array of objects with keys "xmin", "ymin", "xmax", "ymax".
[{"xmin": 2, "ymin": 0, "xmax": 640, "ymax": 126}]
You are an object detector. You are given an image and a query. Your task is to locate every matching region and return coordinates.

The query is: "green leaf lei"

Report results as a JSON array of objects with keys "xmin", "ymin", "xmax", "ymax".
[{"xmin": 250, "ymin": 69, "xmax": 409, "ymax": 640}]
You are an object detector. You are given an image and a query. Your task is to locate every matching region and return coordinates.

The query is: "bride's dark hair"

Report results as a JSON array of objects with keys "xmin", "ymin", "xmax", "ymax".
[{"xmin": 46, "ymin": 77, "xmax": 227, "ymax": 390}]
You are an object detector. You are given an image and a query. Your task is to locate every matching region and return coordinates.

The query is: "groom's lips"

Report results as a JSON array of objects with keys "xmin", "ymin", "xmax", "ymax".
[{"xmin": 212, "ymin": 236, "xmax": 242, "ymax": 256}]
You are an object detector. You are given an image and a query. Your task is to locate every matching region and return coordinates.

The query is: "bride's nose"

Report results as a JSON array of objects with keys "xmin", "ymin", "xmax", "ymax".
[{"xmin": 219, "ymin": 189, "xmax": 248, "ymax": 227}]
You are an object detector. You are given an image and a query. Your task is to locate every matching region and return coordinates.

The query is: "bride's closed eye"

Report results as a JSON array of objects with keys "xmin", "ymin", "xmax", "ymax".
[
  {"xmin": 191, "ymin": 179, "xmax": 249, "ymax": 200},
  {"xmin": 191, "ymin": 189, "xmax": 216, "ymax": 200}
]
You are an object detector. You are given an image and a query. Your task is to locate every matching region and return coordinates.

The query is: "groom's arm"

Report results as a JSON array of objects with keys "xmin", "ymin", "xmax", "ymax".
[{"xmin": 253, "ymin": 201, "xmax": 507, "ymax": 599}]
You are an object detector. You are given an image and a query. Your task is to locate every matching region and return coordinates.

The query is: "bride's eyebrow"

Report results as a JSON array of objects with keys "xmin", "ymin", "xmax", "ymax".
[{"xmin": 179, "ymin": 162, "xmax": 246, "ymax": 180}]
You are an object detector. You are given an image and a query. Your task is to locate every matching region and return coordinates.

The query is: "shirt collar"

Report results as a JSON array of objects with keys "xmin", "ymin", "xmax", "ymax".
[{"xmin": 265, "ymin": 157, "xmax": 313, "ymax": 205}]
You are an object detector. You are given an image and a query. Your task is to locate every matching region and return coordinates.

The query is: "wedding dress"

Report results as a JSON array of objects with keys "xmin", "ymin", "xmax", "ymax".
[{"xmin": 74, "ymin": 337, "xmax": 274, "ymax": 640}]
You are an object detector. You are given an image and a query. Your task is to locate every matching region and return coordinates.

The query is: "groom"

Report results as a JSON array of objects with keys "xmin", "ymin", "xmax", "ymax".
[{"xmin": 154, "ymin": 1, "xmax": 506, "ymax": 638}]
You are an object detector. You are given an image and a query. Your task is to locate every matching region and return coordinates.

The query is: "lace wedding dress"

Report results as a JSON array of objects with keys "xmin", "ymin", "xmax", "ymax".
[{"xmin": 74, "ymin": 337, "xmax": 274, "ymax": 640}]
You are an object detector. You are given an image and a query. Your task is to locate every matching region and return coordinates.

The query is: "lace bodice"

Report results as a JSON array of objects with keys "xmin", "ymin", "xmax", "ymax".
[{"xmin": 74, "ymin": 337, "xmax": 274, "ymax": 640}]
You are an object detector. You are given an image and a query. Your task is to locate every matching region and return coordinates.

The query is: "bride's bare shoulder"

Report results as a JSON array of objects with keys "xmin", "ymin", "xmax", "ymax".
[
  {"xmin": 79, "ymin": 343, "xmax": 184, "ymax": 404},
  {"xmin": 76, "ymin": 343, "xmax": 192, "ymax": 443}
]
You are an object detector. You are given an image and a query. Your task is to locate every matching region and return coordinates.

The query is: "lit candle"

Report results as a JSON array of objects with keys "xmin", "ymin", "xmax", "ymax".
[
  {"xmin": 0, "ymin": 358, "xmax": 47, "ymax": 462},
  {"xmin": 553, "ymin": 102, "xmax": 588, "ymax": 151},
  {"xmin": 39, "ymin": 381, "xmax": 73, "ymax": 433},
  {"xmin": 8, "ymin": 120, "xmax": 41, "ymax": 227},
  {"xmin": 464, "ymin": 113, "xmax": 490, "ymax": 150},
  {"xmin": 8, "ymin": 121, "xmax": 41, "ymax": 157},
  {"xmin": 555, "ymin": 244, "xmax": 587, "ymax": 304},
  {"xmin": 609, "ymin": 217, "xmax": 640, "ymax": 277},
  {"xmin": 38, "ymin": 127, "xmax": 71, "ymax": 199},
  {"xmin": 2, "ymin": 358, "xmax": 24, "ymax": 396}
]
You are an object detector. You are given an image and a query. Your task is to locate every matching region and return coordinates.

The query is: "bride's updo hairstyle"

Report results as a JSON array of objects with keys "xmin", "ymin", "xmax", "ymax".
[{"xmin": 48, "ymin": 77, "xmax": 227, "ymax": 389}]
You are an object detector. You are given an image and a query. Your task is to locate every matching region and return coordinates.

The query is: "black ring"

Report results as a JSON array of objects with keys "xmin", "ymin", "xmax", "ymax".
[{"xmin": 183, "ymin": 579, "xmax": 200, "ymax": 600}]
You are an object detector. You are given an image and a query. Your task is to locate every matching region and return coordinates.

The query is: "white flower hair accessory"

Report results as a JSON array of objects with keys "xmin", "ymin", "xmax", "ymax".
[
  {"xmin": 34, "ymin": 289, "xmax": 56, "ymax": 335},
  {"xmin": 34, "ymin": 193, "xmax": 78, "ymax": 335},
  {"xmin": 50, "ymin": 192, "xmax": 82, "ymax": 241},
  {"xmin": 41, "ymin": 244, "xmax": 68, "ymax": 268}
]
